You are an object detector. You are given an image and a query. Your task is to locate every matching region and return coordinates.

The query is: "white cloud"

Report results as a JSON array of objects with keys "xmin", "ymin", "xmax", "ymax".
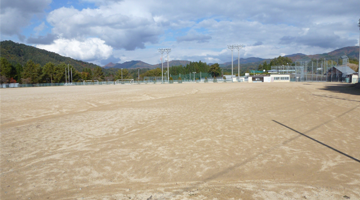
[
  {"xmin": 0, "ymin": 0, "xmax": 51, "ymax": 38},
  {"xmin": 36, "ymin": 38, "xmax": 113, "ymax": 62},
  {"xmin": 46, "ymin": 2, "xmax": 162, "ymax": 50},
  {"xmin": 4, "ymin": 0, "xmax": 360, "ymax": 64}
]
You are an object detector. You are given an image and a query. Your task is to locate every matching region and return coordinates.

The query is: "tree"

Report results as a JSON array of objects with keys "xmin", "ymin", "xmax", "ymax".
[
  {"xmin": 15, "ymin": 63, "xmax": 23, "ymax": 83},
  {"xmin": 139, "ymin": 68, "xmax": 161, "ymax": 79},
  {"xmin": 43, "ymin": 62, "xmax": 55, "ymax": 83},
  {"xmin": 82, "ymin": 68, "xmax": 93, "ymax": 80},
  {"xmin": 208, "ymin": 63, "xmax": 221, "ymax": 77},
  {"xmin": 115, "ymin": 68, "xmax": 133, "ymax": 80},
  {"xmin": 93, "ymin": 66, "xmax": 104, "ymax": 81},
  {"xmin": 270, "ymin": 56, "xmax": 293, "ymax": 66},
  {"xmin": 0, "ymin": 57, "xmax": 16, "ymax": 83},
  {"xmin": 263, "ymin": 61, "xmax": 269, "ymax": 71},
  {"xmin": 22, "ymin": 60, "xmax": 41, "ymax": 84}
]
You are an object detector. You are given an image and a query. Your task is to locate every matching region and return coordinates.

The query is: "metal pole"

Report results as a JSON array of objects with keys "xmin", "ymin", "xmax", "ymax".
[
  {"xmin": 65, "ymin": 68, "xmax": 67, "ymax": 85},
  {"xmin": 238, "ymin": 48, "xmax": 240, "ymax": 79},
  {"xmin": 138, "ymin": 68, "xmax": 139, "ymax": 82},
  {"xmin": 71, "ymin": 68, "xmax": 72, "ymax": 84},
  {"xmin": 167, "ymin": 52, "xmax": 169, "ymax": 82},
  {"xmin": 158, "ymin": 49, "xmax": 165, "ymax": 83},
  {"xmin": 312, "ymin": 61, "xmax": 313, "ymax": 82},
  {"xmin": 316, "ymin": 59, "xmax": 318, "ymax": 81},
  {"xmin": 324, "ymin": 58, "xmax": 326, "ymax": 82},
  {"xmin": 161, "ymin": 54, "xmax": 163, "ymax": 83},
  {"xmin": 68, "ymin": 64, "xmax": 70, "ymax": 83}
]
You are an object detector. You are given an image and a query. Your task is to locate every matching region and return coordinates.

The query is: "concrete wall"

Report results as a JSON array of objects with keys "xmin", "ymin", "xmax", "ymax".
[
  {"xmin": 352, "ymin": 74, "xmax": 359, "ymax": 83},
  {"xmin": 270, "ymin": 74, "xmax": 290, "ymax": 82}
]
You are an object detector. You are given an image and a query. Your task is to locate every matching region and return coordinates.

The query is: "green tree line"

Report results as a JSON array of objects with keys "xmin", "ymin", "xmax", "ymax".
[
  {"xmin": 257, "ymin": 56, "xmax": 293, "ymax": 71},
  {"xmin": 0, "ymin": 57, "xmax": 109, "ymax": 84},
  {"xmin": 1, "ymin": 58, "xmax": 222, "ymax": 84}
]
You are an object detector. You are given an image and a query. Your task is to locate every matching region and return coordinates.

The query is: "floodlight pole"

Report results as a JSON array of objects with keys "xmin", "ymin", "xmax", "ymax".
[
  {"xmin": 65, "ymin": 68, "xmax": 67, "ymax": 85},
  {"xmin": 158, "ymin": 49, "xmax": 165, "ymax": 83},
  {"xmin": 235, "ymin": 45, "xmax": 244, "ymax": 79},
  {"xmin": 228, "ymin": 45, "xmax": 234, "ymax": 76},
  {"xmin": 165, "ymin": 49, "xmax": 171, "ymax": 82},
  {"xmin": 68, "ymin": 64, "xmax": 70, "ymax": 83}
]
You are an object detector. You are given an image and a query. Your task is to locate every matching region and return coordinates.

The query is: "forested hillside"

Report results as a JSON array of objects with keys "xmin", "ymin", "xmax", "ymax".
[{"xmin": 0, "ymin": 40, "xmax": 99, "ymax": 71}]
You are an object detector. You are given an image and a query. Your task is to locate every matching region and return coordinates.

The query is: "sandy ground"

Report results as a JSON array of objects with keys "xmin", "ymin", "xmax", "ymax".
[{"xmin": 1, "ymin": 82, "xmax": 360, "ymax": 200}]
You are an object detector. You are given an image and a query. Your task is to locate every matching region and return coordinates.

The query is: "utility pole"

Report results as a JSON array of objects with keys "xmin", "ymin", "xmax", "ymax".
[{"xmin": 158, "ymin": 49, "xmax": 165, "ymax": 83}]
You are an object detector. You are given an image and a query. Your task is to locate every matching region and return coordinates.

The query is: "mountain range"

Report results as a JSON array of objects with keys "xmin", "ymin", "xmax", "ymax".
[
  {"xmin": 0, "ymin": 40, "xmax": 99, "ymax": 71},
  {"xmin": 105, "ymin": 46, "xmax": 359, "ymax": 69},
  {"xmin": 1, "ymin": 40, "xmax": 358, "ymax": 72}
]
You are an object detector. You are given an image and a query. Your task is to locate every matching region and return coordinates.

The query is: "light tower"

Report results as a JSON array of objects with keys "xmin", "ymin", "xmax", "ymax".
[
  {"xmin": 234, "ymin": 45, "xmax": 244, "ymax": 79},
  {"xmin": 158, "ymin": 49, "xmax": 166, "ymax": 83},
  {"xmin": 165, "ymin": 49, "xmax": 171, "ymax": 82},
  {"xmin": 228, "ymin": 45, "xmax": 235, "ymax": 77}
]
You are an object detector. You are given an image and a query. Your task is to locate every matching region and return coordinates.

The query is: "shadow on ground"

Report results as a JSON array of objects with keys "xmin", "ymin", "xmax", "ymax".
[{"xmin": 319, "ymin": 83, "xmax": 360, "ymax": 95}]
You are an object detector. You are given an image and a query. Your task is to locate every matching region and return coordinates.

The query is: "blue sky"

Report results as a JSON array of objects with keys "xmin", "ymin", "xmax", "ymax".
[{"xmin": 1, "ymin": 0, "xmax": 359, "ymax": 66}]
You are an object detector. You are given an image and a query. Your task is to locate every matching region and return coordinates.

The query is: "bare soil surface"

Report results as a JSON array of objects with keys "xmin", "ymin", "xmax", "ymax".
[{"xmin": 1, "ymin": 82, "xmax": 360, "ymax": 200}]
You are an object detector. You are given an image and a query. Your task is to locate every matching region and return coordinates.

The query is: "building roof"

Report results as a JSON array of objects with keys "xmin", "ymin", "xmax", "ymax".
[
  {"xmin": 332, "ymin": 66, "xmax": 355, "ymax": 77},
  {"xmin": 341, "ymin": 55, "xmax": 349, "ymax": 59}
]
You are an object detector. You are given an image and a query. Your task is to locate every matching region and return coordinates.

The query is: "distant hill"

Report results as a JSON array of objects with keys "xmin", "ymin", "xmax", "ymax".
[
  {"xmin": 110, "ymin": 60, "xmax": 153, "ymax": 69},
  {"xmin": 283, "ymin": 47, "xmax": 359, "ymax": 61},
  {"xmin": 218, "ymin": 57, "xmax": 266, "ymax": 67},
  {"xmin": 105, "ymin": 60, "xmax": 191, "ymax": 69},
  {"xmin": 152, "ymin": 60, "xmax": 191, "ymax": 68},
  {"xmin": 221, "ymin": 46, "xmax": 359, "ymax": 69},
  {"xmin": 104, "ymin": 62, "xmax": 116, "ymax": 68},
  {"xmin": 310, "ymin": 46, "xmax": 359, "ymax": 60},
  {"xmin": 0, "ymin": 40, "xmax": 100, "ymax": 71}
]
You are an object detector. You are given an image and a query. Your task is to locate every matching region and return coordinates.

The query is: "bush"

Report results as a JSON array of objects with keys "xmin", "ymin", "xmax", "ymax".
[
  {"xmin": 213, "ymin": 77, "xmax": 217, "ymax": 83},
  {"xmin": 204, "ymin": 77, "xmax": 208, "ymax": 83},
  {"xmin": 223, "ymin": 76, "xmax": 226, "ymax": 83}
]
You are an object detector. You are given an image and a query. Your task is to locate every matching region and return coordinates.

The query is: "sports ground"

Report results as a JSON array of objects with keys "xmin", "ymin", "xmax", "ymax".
[{"xmin": 1, "ymin": 82, "xmax": 360, "ymax": 199}]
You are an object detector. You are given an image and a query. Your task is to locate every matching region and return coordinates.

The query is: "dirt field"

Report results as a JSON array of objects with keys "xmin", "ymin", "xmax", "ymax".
[{"xmin": 1, "ymin": 82, "xmax": 360, "ymax": 200}]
